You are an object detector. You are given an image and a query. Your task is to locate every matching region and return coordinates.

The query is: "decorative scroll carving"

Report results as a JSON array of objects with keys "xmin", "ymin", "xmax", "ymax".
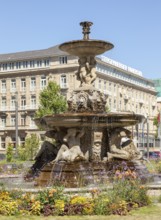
[{"xmin": 67, "ymin": 89, "xmax": 106, "ymax": 113}]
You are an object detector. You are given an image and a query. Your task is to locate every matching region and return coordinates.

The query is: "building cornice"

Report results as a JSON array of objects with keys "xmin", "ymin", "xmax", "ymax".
[{"xmin": 0, "ymin": 45, "xmax": 69, "ymax": 62}]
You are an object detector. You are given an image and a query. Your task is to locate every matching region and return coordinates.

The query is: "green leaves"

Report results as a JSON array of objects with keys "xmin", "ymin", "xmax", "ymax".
[{"xmin": 35, "ymin": 81, "xmax": 67, "ymax": 118}]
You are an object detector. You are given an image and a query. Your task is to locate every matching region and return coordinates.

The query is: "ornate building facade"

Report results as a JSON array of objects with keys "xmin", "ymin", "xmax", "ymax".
[{"xmin": 0, "ymin": 45, "xmax": 157, "ymax": 152}]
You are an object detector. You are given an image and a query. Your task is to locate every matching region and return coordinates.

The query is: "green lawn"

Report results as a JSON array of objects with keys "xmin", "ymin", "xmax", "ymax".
[{"xmin": 0, "ymin": 204, "xmax": 161, "ymax": 220}]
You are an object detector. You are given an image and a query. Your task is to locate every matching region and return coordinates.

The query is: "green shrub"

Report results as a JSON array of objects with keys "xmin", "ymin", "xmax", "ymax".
[
  {"xmin": 156, "ymin": 161, "xmax": 161, "ymax": 173},
  {"xmin": 6, "ymin": 144, "xmax": 14, "ymax": 162},
  {"xmin": 93, "ymin": 192, "xmax": 110, "ymax": 215},
  {"xmin": 17, "ymin": 145, "xmax": 28, "ymax": 161},
  {"xmin": 17, "ymin": 134, "xmax": 40, "ymax": 161}
]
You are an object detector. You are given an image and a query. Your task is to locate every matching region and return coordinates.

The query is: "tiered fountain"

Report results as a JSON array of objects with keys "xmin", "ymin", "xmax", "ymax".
[{"xmin": 34, "ymin": 22, "xmax": 146, "ymax": 187}]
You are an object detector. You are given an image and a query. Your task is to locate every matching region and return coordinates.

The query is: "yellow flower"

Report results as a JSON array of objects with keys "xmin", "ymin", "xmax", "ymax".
[
  {"xmin": 83, "ymin": 203, "xmax": 94, "ymax": 215},
  {"xmin": 70, "ymin": 196, "xmax": 90, "ymax": 205},
  {"xmin": 31, "ymin": 201, "xmax": 41, "ymax": 215},
  {"xmin": 118, "ymin": 174, "xmax": 123, "ymax": 179},
  {"xmin": 0, "ymin": 191, "xmax": 11, "ymax": 201},
  {"xmin": 49, "ymin": 188, "xmax": 57, "ymax": 197},
  {"xmin": 55, "ymin": 200, "xmax": 65, "ymax": 211},
  {"xmin": 90, "ymin": 188, "xmax": 99, "ymax": 194}
]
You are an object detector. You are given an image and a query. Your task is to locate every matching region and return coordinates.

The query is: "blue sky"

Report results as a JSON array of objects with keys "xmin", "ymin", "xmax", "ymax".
[{"xmin": 0, "ymin": 0, "xmax": 160, "ymax": 79}]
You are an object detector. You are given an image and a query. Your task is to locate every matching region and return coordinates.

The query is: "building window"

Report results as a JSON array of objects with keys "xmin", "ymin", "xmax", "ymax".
[
  {"xmin": 59, "ymin": 56, "xmax": 67, "ymax": 64},
  {"xmin": 21, "ymin": 115, "xmax": 26, "ymax": 126},
  {"xmin": 60, "ymin": 75, "xmax": 67, "ymax": 88},
  {"xmin": 124, "ymin": 100, "xmax": 127, "ymax": 111},
  {"xmin": 31, "ymin": 95, "xmax": 36, "ymax": 108},
  {"xmin": 114, "ymin": 99, "xmax": 117, "ymax": 110},
  {"xmin": 104, "ymin": 81, "xmax": 107, "ymax": 91},
  {"xmin": 23, "ymin": 61, "xmax": 28, "ymax": 68},
  {"xmin": 11, "ymin": 79, "xmax": 16, "ymax": 92},
  {"xmin": 11, "ymin": 137, "xmax": 16, "ymax": 148},
  {"xmin": 40, "ymin": 76, "xmax": 46, "ymax": 90},
  {"xmin": 114, "ymin": 84, "xmax": 117, "ymax": 93},
  {"xmin": 16, "ymin": 62, "xmax": 21, "ymax": 69},
  {"xmin": 1, "ymin": 116, "xmax": 6, "ymax": 127},
  {"xmin": 21, "ymin": 78, "xmax": 26, "ymax": 91},
  {"xmin": 21, "ymin": 96, "xmax": 26, "ymax": 109},
  {"xmin": 11, "ymin": 96, "xmax": 16, "ymax": 110},
  {"xmin": 98, "ymin": 79, "xmax": 102, "ymax": 90},
  {"xmin": 2, "ymin": 63, "xmax": 7, "ymax": 70},
  {"xmin": 37, "ymin": 60, "xmax": 42, "ymax": 67},
  {"xmin": 119, "ymin": 101, "xmax": 122, "ymax": 110},
  {"xmin": 30, "ymin": 115, "xmax": 35, "ymax": 127},
  {"xmin": 109, "ymin": 98, "xmax": 111, "ymax": 109},
  {"xmin": 44, "ymin": 59, "xmax": 50, "ymax": 66},
  {"xmin": 109, "ymin": 82, "xmax": 112, "ymax": 91},
  {"xmin": 11, "ymin": 115, "xmax": 16, "ymax": 126},
  {"xmin": 9, "ymin": 63, "xmax": 14, "ymax": 70},
  {"xmin": 30, "ymin": 60, "xmax": 35, "ymax": 68},
  {"xmin": 1, "ymin": 80, "xmax": 6, "ymax": 93},
  {"xmin": 20, "ymin": 137, "xmax": 25, "ymax": 146},
  {"xmin": 1, "ymin": 97, "xmax": 6, "ymax": 110},
  {"xmin": 136, "ymin": 105, "xmax": 138, "ymax": 113},
  {"xmin": 1, "ymin": 137, "xmax": 6, "ymax": 148},
  {"xmin": 30, "ymin": 77, "xmax": 36, "ymax": 91}
]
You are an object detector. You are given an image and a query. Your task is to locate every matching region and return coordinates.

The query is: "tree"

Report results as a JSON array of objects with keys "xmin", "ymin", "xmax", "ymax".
[
  {"xmin": 6, "ymin": 143, "xmax": 14, "ymax": 162},
  {"xmin": 153, "ymin": 112, "xmax": 160, "ymax": 138},
  {"xmin": 35, "ymin": 81, "xmax": 67, "ymax": 118},
  {"xmin": 24, "ymin": 134, "xmax": 40, "ymax": 160}
]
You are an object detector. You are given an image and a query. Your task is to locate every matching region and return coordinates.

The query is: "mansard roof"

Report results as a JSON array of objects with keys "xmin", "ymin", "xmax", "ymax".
[{"xmin": 0, "ymin": 45, "xmax": 68, "ymax": 62}]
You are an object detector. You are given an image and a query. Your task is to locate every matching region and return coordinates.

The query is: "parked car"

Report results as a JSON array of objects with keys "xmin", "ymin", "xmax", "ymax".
[{"xmin": 144, "ymin": 151, "xmax": 161, "ymax": 159}]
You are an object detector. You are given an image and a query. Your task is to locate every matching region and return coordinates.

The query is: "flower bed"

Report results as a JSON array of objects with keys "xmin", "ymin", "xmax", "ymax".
[{"xmin": 0, "ymin": 164, "xmax": 151, "ymax": 216}]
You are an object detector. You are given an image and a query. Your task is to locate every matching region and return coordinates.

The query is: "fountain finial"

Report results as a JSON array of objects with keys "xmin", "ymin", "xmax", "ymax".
[{"xmin": 80, "ymin": 21, "xmax": 93, "ymax": 40}]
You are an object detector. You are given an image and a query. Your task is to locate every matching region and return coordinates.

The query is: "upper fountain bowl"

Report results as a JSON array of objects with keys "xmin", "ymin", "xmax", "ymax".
[{"xmin": 59, "ymin": 39, "xmax": 114, "ymax": 57}]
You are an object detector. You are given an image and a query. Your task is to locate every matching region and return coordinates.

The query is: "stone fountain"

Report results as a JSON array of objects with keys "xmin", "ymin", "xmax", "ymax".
[{"xmin": 32, "ymin": 22, "xmax": 147, "ymax": 187}]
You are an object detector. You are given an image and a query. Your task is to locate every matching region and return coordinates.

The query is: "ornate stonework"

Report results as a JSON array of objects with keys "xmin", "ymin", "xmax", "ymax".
[
  {"xmin": 67, "ymin": 88, "xmax": 106, "ymax": 113},
  {"xmin": 75, "ymin": 56, "xmax": 96, "ymax": 86}
]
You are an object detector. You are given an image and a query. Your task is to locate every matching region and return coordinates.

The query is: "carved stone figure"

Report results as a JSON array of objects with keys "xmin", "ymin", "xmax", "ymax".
[
  {"xmin": 107, "ymin": 128, "xmax": 142, "ymax": 161},
  {"xmin": 53, "ymin": 144, "xmax": 85, "ymax": 162},
  {"xmin": 76, "ymin": 57, "xmax": 89, "ymax": 86},
  {"xmin": 91, "ymin": 132, "xmax": 102, "ymax": 161},
  {"xmin": 25, "ymin": 140, "xmax": 60, "ymax": 178},
  {"xmin": 52, "ymin": 128, "xmax": 86, "ymax": 162},
  {"xmin": 76, "ymin": 56, "xmax": 97, "ymax": 86}
]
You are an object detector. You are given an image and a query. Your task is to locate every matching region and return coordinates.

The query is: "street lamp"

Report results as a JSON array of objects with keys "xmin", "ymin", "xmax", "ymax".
[
  {"xmin": 15, "ymin": 91, "xmax": 18, "ymax": 157},
  {"xmin": 146, "ymin": 115, "xmax": 149, "ymax": 159}
]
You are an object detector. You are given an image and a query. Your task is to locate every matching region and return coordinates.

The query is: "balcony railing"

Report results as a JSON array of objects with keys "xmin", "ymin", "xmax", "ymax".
[
  {"xmin": 60, "ymin": 83, "xmax": 68, "ymax": 89},
  {"xmin": 0, "ymin": 105, "xmax": 38, "ymax": 112}
]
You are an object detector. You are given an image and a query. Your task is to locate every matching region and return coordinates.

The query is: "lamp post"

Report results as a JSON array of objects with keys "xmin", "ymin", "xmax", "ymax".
[
  {"xmin": 142, "ymin": 117, "xmax": 147, "ymax": 155},
  {"xmin": 147, "ymin": 115, "xmax": 149, "ymax": 159},
  {"xmin": 15, "ymin": 91, "xmax": 18, "ymax": 157},
  {"xmin": 158, "ymin": 111, "xmax": 161, "ymax": 151}
]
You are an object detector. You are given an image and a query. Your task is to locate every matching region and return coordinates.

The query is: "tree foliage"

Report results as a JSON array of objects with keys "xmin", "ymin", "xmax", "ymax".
[
  {"xmin": 35, "ymin": 81, "xmax": 67, "ymax": 118},
  {"xmin": 6, "ymin": 143, "xmax": 14, "ymax": 162},
  {"xmin": 18, "ymin": 134, "xmax": 40, "ymax": 161},
  {"xmin": 153, "ymin": 113, "xmax": 160, "ymax": 138}
]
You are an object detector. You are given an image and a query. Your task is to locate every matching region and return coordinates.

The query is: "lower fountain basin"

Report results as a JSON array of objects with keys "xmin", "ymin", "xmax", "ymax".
[{"xmin": 35, "ymin": 160, "xmax": 153, "ymax": 188}]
